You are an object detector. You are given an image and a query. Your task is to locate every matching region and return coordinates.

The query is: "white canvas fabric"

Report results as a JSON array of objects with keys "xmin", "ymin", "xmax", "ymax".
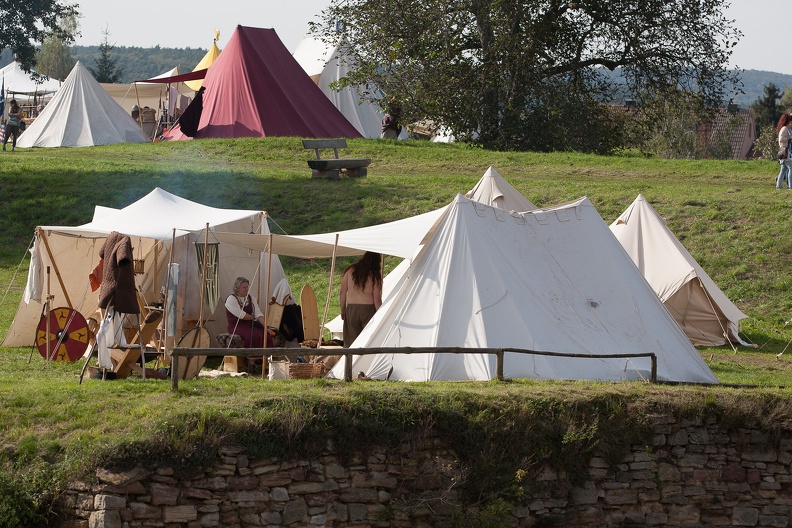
[
  {"xmin": 17, "ymin": 62, "xmax": 149, "ymax": 148},
  {"xmin": 329, "ymin": 195, "xmax": 718, "ymax": 384},
  {"xmin": 466, "ymin": 167, "xmax": 537, "ymax": 212},
  {"xmin": 4, "ymin": 188, "xmax": 288, "ymax": 347},
  {"xmin": 296, "ymin": 36, "xmax": 408, "ymax": 139},
  {"xmin": 293, "ymin": 36, "xmax": 335, "ymax": 80},
  {"xmin": 326, "ymin": 167, "xmax": 534, "ymax": 338},
  {"xmin": 214, "ymin": 206, "xmax": 447, "ymax": 260},
  {"xmin": 0, "ymin": 61, "xmax": 62, "ymax": 95},
  {"xmin": 610, "ymin": 194, "xmax": 749, "ymax": 346}
]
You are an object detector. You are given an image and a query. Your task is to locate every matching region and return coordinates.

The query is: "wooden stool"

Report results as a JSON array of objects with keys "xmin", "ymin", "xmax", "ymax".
[{"xmin": 216, "ymin": 333, "xmax": 245, "ymax": 372}]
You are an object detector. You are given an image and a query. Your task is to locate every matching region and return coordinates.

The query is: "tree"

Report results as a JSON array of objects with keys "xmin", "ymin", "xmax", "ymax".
[
  {"xmin": 35, "ymin": 14, "xmax": 77, "ymax": 81},
  {"xmin": 778, "ymin": 86, "xmax": 792, "ymax": 116},
  {"xmin": 317, "ymin": 0, "xmax": 742, "ymax": 152},
  {"xmin": 751, "ymin": 83, "xmax": 782, "ymax": 136},
  {"xmin": 88, "ymin": 28, "xmax": 123, "ymax": 83},
  {"xmin": 0, "ymin": 0, "xmax": 77, "ymax": 70}
]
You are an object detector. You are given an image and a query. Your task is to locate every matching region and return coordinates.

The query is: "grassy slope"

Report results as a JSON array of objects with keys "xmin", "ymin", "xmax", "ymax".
[{"xmin": 0, "ymin": 138, "xmax": 791, "ymax": 503}]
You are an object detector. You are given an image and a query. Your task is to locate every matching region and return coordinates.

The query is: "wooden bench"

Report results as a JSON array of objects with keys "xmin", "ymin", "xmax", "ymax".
[{"xmin": 302, "ymin": 139, "xmax": 371, "ymax": 179}]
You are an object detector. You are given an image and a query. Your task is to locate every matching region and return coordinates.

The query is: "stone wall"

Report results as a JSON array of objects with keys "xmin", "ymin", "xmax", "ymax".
[{"xmin": 56, "ymin": 413, "xmax": 792, "ymax": 527}]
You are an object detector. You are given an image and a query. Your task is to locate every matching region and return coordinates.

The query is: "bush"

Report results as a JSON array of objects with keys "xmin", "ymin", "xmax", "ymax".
[
  {"xmin": 0, "ymin": 472, "xmax": 49, "ymax": 528},
  {"xmin": 755, "ymin": 124, "xmax": 780, "ymax": 161}
]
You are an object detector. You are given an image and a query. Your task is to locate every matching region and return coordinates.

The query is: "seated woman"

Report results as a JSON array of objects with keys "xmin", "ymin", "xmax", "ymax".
[{"xmin": 224, "ymin": 277, "xmax": 273, "ymax": 348}]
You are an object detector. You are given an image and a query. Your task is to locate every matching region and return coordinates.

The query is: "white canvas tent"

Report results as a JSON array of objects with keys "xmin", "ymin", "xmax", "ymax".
[
  {"xmin": 328, "ymin": 195, "xmax": 718, "ymax": 384},
  {"xmin": 17, "ymin": 62, "xmax": 150, "ymax": 148},
  {"xmin": 295, "ymin": 36, "xmax": 408, "ymax": 139},
  {"xmin": 0, "ymin": 60, "xmax": 61, "ymax": 95},
  {"xmin": 610, "ymin": 194, "xmax": 749, "ymax": 347},
  {"xmin": 3, "ymin": 188, "xmax": 288, "ymax": 348}
]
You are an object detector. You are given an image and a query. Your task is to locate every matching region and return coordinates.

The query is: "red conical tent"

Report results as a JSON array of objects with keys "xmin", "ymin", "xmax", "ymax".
[{"xmin": 167, "ymin": 26, "xmax": 361, "ymax": 139}]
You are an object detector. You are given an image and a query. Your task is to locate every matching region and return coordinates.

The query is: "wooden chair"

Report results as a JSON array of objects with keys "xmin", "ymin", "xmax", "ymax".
[{"xmin": 110, "ymin": 310, "xmax": 162, "ymax": 378}]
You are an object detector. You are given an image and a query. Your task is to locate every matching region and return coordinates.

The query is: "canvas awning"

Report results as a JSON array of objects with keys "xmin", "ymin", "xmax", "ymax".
[
  {"xmin": 213, "ymin": 206, "xmax": 447, "ymax": 259},
  {"xmin": 134, "ymin": 68, "xmax": 209, "ymax": 84}
]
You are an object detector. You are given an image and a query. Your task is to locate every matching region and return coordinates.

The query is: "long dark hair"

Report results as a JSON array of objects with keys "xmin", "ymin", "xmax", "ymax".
[
  {"xmin": 778, "ymin": 113, "xmax": 792, "ymax": 133},
  {"xmin": 347, "ymin": 252, "xmax": 382, "ymax": 290}
]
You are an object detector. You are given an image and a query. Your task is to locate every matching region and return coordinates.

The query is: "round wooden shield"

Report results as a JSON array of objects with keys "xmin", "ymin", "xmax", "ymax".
[
  {"xmin": 175, "ymin": 326, "xmax": 210, "ymax": 380},
  {"xmin": 36, "ymin": 307, "xmax": 90, "ymax": 362}
]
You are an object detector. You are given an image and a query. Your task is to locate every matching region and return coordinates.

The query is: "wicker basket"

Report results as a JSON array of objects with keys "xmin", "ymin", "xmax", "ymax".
[{"xmin": 288, "ymin": 362, "xmax": 328, "ymax": 379}]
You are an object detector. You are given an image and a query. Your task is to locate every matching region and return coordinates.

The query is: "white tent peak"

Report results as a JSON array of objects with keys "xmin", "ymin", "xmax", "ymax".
[
  {"xmin": 466, "ymin": 167, "xmax": 537, "ymax": 212},
  {"xmin": 17, "ymin": 61, "xmax": 150, "ymax": 148},
  {"xmin": 610, "ymin": 194, "xmax": 749, "ymax": 347}
]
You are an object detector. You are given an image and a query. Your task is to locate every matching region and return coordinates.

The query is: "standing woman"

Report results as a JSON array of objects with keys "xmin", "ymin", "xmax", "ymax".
[
  {"xmin": 3, "ymin": 99, "xmax": 22, "ymax": 152},
  {"xmin": 777, "ymin": 113, "xmax": 792, "ymax": 190},
  {"xmin": 340, "ymin": 252, "xmax": 383, "ymax": 347}
]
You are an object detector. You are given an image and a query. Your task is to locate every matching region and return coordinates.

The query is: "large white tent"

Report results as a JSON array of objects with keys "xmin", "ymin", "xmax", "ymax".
[
  {"xmin": 3, "ymin": 188, "xmax": 287, "ymax": 347},
  {"xmin": 610, "ymin": 194, "xmax": 749, "ymax": 347},
  {"xmin": 328, "ymin": 195, "xmax": 718, "ymax": 384},
  {"xmin": 17, "ymin": 62, "xmax": 150, "ymax": 148}
]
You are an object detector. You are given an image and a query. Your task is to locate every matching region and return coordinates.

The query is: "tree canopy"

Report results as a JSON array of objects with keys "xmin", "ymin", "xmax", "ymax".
[
  {"xmin": 318, "ymin": 0, "xmax": 741, "ymax": 152},
  {"xmin": 0, "ymin": 0, "xmax": 77, "ymax": 70},
  {"xmin": 35, "ymin": 14, "xmax": 77, "ymax": 81}
]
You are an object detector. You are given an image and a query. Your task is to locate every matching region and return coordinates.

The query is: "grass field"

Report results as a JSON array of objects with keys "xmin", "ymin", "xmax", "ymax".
[{"xmin": 0, "ymin": 138, "xmax": 791, "ymax": 522}]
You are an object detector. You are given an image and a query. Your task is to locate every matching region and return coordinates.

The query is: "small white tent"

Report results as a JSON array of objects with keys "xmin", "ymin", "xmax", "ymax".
[
  {"xmin": 610, "ymin": 194, "xmax": 749, "ymax": 347},
  {"xmin": 329, "ymin": 195, "xmax": 718, "ymax": 384},
  {"xmin": 17, "ymin": 62, "xmax": 150, "ymax": 148},
  {"xmin": 3, "ymin": 188, "xmax": 287, "ymax": 347}
]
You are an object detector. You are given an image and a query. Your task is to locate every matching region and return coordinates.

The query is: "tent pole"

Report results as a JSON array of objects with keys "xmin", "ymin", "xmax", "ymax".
[
  {"xmin": 197, "ymin": 223, "xmax": 210, "ymax": 327},
  {"xmin": 320, "ymin": 234, "xmax": 339, "ymax": 346},
  {"xmin": 263, "ymin": 233, "xmax": 273, "ymax": 380},
  {"xmin": 37, "ymin": 227, "xmax": 73, "ymax": 309},
  {"xmin": 45, "ymin": 266, "xmax": 52, "ymax": 367},
  {"xmin": 132, "ymin": 83, "xmax": 146, "ymax": 138},
  {"xmin": 163, "ymin": 228, "xmax": 176, "ymax": 364}
]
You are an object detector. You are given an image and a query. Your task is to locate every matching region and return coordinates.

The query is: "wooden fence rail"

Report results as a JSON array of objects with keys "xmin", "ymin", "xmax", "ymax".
[{"xmin": 170, "ymin": 347, "xmax": 657, "ymax": 390}]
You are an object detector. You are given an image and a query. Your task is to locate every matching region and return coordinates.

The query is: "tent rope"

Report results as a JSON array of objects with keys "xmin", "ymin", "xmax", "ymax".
[
  {"xmin": 0, "ymin": 235, "xmax": 34, "ymax": 311},
  {"xmin": 697, "ymin": 278, "xmax": 740, "ymax": 353}
]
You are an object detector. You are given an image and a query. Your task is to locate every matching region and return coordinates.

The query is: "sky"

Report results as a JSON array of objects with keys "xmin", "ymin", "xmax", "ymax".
[{"xmin": 70, "ymin": 0, "xmax": 789, "ymax": 76}]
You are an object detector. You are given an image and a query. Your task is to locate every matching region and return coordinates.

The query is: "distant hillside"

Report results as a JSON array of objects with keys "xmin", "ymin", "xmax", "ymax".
[{"xmin": 734, "ymin": 69, "xmax": 792, "ymax": 107}]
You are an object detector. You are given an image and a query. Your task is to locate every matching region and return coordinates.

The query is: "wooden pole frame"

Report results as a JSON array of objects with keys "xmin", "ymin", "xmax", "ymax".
[{"xmin": 36, "ymin": 227, "xmax": 72, "ymax": 308}]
